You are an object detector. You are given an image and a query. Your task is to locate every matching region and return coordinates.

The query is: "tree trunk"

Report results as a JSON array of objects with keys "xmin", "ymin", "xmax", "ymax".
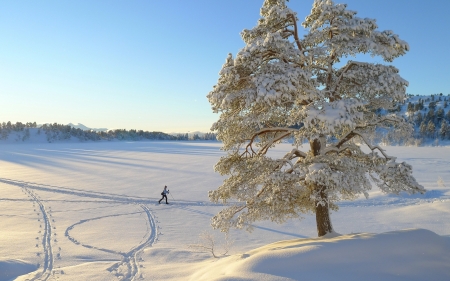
[
  {"xmin": 311, "ymin": 138, "xmax": 334, "ymax": 237},
  {"xmin": 315, "ymin": 186, "xmax": 333, "ymax": 237}
]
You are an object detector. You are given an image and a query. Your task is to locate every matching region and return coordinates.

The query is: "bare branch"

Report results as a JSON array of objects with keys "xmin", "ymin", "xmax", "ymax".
[
  {"xmin": 289, "ymin": 14, "xmax": 303, "ymax": 52},
  {"xmin": 188, "ymin": 231, "xmax": 234, "ymax": 258},
  {"xmin": 334, "ymin": 130, "xmax": 393, "ymax": 160},
  {"xmin": 258, "ymin": 132, "xmax": 291, "ymax": 155},
  {"xmin": 335, "ymin": 116, "xmax": 404, "ymax": 149},
  {"xmin": 242, "ymin": 128, "xmax": 298, "ymax": 157}
]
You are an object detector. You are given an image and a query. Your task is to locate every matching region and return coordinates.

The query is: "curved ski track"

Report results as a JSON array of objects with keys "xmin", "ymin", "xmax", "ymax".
[
  {"xmin": 64, "ymin": 204, "xmax": 157, "ymax": 280},
  {"xmin": 107, "ymin": 204, "xmax": 157, "ymax": 281},
  {"xmin": 1, "ymin": 178, "xmax": 160, "ymax": 281}
]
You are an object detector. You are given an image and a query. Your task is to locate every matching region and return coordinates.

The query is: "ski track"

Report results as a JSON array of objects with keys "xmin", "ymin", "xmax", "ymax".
[
  {"xmin": 2, "ymin": 177, "xmax": 447, "ymax": 209},
  {"xmin": 106, "ymin": 204, "xmax": 157, "ymax": 281},
  {"xmin": 23, "ymin": 186, "xmax": 54, "ymax": 281},
  {"xmin": 65, "ymin": 204, "xmax": 158, "ymax": 280},
  {"xmin": 2, "ymin": 178, "xmax": 159, "ymax": 281},
  {"xmin": 3, "ymin": 177, "xmax": 449, "ymax": 280},
  {"xmin": 64, "ymin": 210, "xmax": 145, "ymax": 255},
  {"xmin": 0, "ymin": 177, "xmax": 221, "ymax": 207}
]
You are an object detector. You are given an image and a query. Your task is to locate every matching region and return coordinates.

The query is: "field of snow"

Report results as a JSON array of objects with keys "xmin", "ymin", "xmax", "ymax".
[{"xmin": 1, "ymin": 141, "xmax": 449, "ymax": 280}]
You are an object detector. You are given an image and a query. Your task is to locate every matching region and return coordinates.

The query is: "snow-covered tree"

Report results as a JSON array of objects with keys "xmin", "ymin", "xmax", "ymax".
[
  {"xmin": 207, "ymin": 0, "xmax": 425, "ymax": 237},
  {"xmin": 426, "ymin": 109, "xmax": 435, "ymax": 123},
  {"xmin": 407, "ymin": 102, "xmax": 414, "ymax": 113},
  {"xmin": 415, "ymin": 112, "xmax": 423, "ymax": 126},
  {"xmin": 436, "ymin": 108, "xmax": 445, "ymax": 122},
  {"xmin": 419, "ymin": 121, "xmax": 427, "ymax": 137},
  {"xmin": 426, "ymin": 121, "xmax": 436, "ymax": 138},
  {"xmin": 429, "ymin": 101, "xmax": 437, "ymax": 110},
  {"xmin": 440, "ymin": 120, "xmax": 449, "ymax": 140}
]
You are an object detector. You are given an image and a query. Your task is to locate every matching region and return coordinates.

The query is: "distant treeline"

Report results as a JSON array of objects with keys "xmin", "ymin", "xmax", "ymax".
[
  {"xmin": 0, "ymin": 121, "xmax": 37, "ymax": 141},
  {"xmin": 0, "ymin": 121, "xmax": 217, "ymax": 142}
]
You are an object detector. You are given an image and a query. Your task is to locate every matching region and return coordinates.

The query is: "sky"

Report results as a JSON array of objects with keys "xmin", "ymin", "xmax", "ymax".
[{"xmin": 1, "ymin": 0, "xmax": 449, "ymax": 133}]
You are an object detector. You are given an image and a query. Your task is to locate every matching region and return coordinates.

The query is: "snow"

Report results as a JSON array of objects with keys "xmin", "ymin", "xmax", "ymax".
[
  {"xmin": 0, "ymin": 259, "xmax": 36, "ymax": 281},
  {"xmin": 304, "ymin": 99, "xmax": 364, "ymax": 133},
  {"xmin": 191, "ymin": 229, "xmax": 450, "ymax": 281},
  {"xmin": 1, "ymin": 141, "xmax": 449, "ymax": 280}
]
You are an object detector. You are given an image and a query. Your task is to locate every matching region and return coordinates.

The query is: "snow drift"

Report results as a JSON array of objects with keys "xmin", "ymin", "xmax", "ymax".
[
  {"xmin": 0, "ymin": 259, "xmax": 36, "ymax": 281},
  {"xmin": 191, "ymin": 229, "xmax": 450, "ymax": 281}
]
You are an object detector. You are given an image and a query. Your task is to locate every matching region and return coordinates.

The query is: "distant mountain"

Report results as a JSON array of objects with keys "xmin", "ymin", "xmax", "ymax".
[{"xmin": 67, "ymin": 123, "xmax": 108, "ymax": 132}]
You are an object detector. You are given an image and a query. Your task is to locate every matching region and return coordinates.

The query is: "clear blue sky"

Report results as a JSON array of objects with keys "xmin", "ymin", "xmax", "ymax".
[{"xmin": 1, "ymin": 0, "xmax": 449, "ymax": 132}]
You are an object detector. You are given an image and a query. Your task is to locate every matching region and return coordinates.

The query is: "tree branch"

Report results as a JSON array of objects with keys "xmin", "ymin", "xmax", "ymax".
[
  {"xmin": 259, "ymin": 132, "xmax": 291, "ymax": 155},
  {"xmin": 332, "ymin": 130, "xmax": 392, "ymax": 160},
  {"xmin": 283, "ymin": 148, "xmax": 308, "ymax": 160},
  {"xmin": 323, "ymin": 144, "xmax": 353, "ymax": 155},
  {"xmin": 334, "ymin": 116, "xmax": 403, "ymax": 149},
  {"xmin": 289, "ymin": 14, "xmax": 303, "ymax": 52},
  {"xmin": 330, "ymin": 61, "xmax": 369, "ymax": 101},
  {"xmin": 310, "ymin": 65, "xmax": 328, "ymax": 72},
  {"xmin": 242, "ymin": 128, "xmax": 298, "ymax": 157}
]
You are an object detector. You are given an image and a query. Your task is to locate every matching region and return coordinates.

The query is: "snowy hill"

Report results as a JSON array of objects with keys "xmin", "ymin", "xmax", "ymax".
[{"xmin": 388, "ymin": 94, "xmax": 450, "ymax": 144}]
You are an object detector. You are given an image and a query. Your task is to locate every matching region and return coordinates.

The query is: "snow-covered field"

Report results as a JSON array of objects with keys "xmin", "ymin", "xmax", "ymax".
[{"xmin": 1, "ymin": 141, "xmax": 449, "ymax": 281}]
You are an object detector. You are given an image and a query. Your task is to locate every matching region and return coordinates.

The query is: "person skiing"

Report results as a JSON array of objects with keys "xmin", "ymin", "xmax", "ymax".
[{"xmin": 158, "ymin": 185, "xmax": 169, "ymax": 204}]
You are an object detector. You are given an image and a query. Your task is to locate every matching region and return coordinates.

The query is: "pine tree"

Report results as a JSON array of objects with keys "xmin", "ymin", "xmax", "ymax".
[
  {"xmin": 419, "ymin": 121, "xmax": 427, "ymax": 137},
  {"xmin": 436, "ymin": 108, "xmax": 445, "ymax": 122},
  {"xmin": 440, "ymin": 120, "xmax": 449, "ymax": 140},
  {"xmin": 426, "ymin": 108, "xmax": 435, "ymax": 123},
  {"xmin": 426, "ymin": 120, "xmax": 436, "ymax": 138},
  {"xmin": 207, "ymin": 0, "xmax": 424, "ymax": 237},
  {"xmin": 415, "ymin": 112, "xmax": 423, "ymax": 126},
  {"xmin": 407, "ymin": 102, "xmax": 414, "ymax": 113},
  {"xmin": 428, "ymin": 101, "xmax": 436, "ymax": 110},
  {"xmin": 414, "ymin": 103, "xmax": 420, "ymax": 111}
]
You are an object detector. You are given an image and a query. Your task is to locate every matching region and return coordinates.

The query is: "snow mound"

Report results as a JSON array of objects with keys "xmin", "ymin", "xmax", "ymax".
[
  {"xmin": 0, "ymin": 259, "xmax": 36, "ymax": 281},
  {"xmin": 190, "ymin": 229, "xmax": 450, "ymax": 281}
]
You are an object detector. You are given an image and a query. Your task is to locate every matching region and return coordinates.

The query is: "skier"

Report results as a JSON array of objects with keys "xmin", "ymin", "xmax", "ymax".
[{"xmin": 158, "ymin": 185, "xmax": 169, "ymax": 204}]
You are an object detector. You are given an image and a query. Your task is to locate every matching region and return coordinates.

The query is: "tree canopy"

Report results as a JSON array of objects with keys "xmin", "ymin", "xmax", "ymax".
[{"xmin": 207, "ymin": 0, "xmax": 425, "ymax": 236}]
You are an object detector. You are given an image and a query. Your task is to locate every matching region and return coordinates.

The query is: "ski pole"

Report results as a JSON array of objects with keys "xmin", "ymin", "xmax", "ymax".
[{"xmin": 170, "ymin": 192, "xmax": 175, "ymax": 201}]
